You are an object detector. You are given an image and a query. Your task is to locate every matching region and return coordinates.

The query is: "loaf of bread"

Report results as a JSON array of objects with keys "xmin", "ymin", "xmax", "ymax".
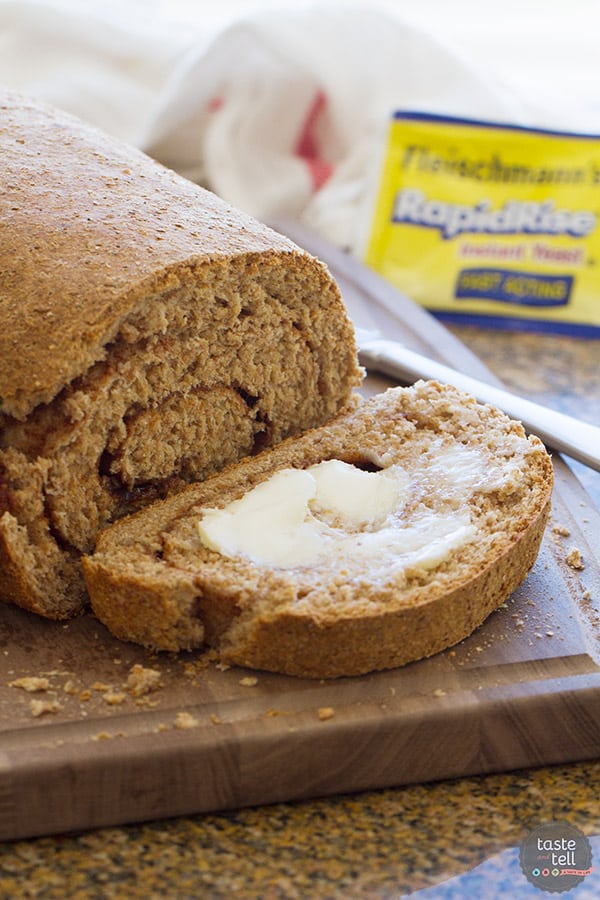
[
  {"xmin": 83, "ymin": 381, "xmax": 553, "ymax": 678},
  {"xmin": 0, "ymin": 89, "xmax": 361, "ymax": 620}
]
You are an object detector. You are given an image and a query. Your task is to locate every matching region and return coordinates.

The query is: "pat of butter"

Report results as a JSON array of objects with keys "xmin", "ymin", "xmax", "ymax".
[
  {"xmin": 199, "ymin": 468, "xmax": 323, "ymax": 567},
  {"xmin": 310, "ymin": 459, "xmax": 410, "ymax": 528},
  {"xmin": 196, "ymin": 450, "xmax": 499, "ymax": 572},
  {"xmin": 198, "ymin": 460, "xmax": 409, "ymax": 568}
]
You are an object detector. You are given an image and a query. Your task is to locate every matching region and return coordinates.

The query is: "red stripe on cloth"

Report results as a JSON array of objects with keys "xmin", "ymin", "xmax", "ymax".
[
  {"xmin": 207, "ymin": 96, "xmax": 224, "ymax": 112},
  {"xmin": 295, "ymin": 89, "xmax": 333, "ymax": 191},
  {"xmin": 305, "ymin": 157, "xmax": 334, "ymax": 191}
]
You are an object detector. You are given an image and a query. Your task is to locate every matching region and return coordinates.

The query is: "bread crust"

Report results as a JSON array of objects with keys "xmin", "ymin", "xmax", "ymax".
[
  {"xmin": 83, "ymin": 382, "xmax": 554, "ymax": 678},
  {"xmin": 0, "ymin": 90, "xmax": 316, "ymax": 420}
]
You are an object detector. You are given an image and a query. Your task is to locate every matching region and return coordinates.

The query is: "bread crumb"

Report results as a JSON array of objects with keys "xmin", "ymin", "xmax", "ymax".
[
  {"xmin": 552, "ymin": 524, "xmax": 570, "ymax": 537},
  {"xmin": 239, "ymin": 676, "xmax": 258, "ymax": 687},
  {"xmin": 30, "ymin": 698, "xmax": 62, "ymax": 717},
  {"xmin": 433, "ymin": 688, "xmax": 447, "ymax": 697},
  {"xmin": 63, "ymin": 680, "xmax": 78, "ymax": 695},
  {"xmin": 127, "ymin": 664, "xmax": 162, "ymax": 697},
  {"xmin": 566, "ymin": 547, "xmax": 585, "ymax": 570},
  {"xmin": 135, "ymin": 698, "xmax": 160, "ymax": 708},
  {"xmin": 92, "ymin": 732, "xmax": 113, "ymax": 741},
  {"xmin": 92, "ymin": 682, "xmax": 112, "ymax": 692},
  {"xmin": 192, "ymin": 649, "xmax": 220, "ymax": 670},
  {"xmin": 174, "ymin": 711, "xmax": 200, "ymax": 730},
  {"xmin": 210, "ymin": 714, "xmax": 223, "ymax": 725},
  {"xmin": 318, "ymin": 707, "xmax": 335, "ymax": 721},
  {"xmin": 103, "ymin": 691, "xmax": 126, "ymax": 706},
  {"xmin": 10, "ymin": 676, "xmax": 50, "ymax": 692},
  {"xmin": 79, "ymin": 690, "xmax": 91, "ymax": 701}
]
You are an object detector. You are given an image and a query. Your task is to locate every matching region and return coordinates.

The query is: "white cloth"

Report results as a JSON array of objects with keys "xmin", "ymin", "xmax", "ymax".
[
  {"xmin": 0, "ymin": 0, "xmax": 185, "ymax": 144},
  {"xmin": 0, "ymin": 1, "xmax": 596, "ymax": 251},
  {"xmin": 141, "ymin": 7, "xmax": 531, "ymax": 250}
]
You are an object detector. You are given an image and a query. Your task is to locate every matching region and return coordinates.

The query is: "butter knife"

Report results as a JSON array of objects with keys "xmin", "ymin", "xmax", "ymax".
[{"xmin": 354, "ymin": 325, "xmax": 600, "ymax": 472}]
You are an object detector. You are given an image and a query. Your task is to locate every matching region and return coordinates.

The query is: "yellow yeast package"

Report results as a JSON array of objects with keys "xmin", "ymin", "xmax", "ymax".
[{"xmin": 363, "ymin": 112, "xmax": 600, "ymax": 336}]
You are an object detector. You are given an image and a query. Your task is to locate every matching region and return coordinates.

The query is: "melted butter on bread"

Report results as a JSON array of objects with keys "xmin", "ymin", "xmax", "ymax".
[{"xmin": 197, "ymin": 443, "xmax": 519, "ymax": 574}]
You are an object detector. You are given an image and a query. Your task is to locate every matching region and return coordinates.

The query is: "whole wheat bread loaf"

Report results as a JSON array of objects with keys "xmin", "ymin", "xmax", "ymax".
[
  {"xmin": 0, "ymin": 89, "xmax": 361, "ymax": 620},
  {"xmin": 83, "ymin": 382, "xmax": 553, "ymax": 678}
]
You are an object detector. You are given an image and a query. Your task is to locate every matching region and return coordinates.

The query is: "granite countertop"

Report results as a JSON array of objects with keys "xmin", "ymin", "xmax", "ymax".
[{"xmin": 1, "ymin": 326, "xmax": 599, "ymax": 899}]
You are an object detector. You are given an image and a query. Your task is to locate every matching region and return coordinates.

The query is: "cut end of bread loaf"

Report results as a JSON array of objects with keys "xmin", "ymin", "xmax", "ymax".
[
  {"xmin": 0, "ymin": 89, "xmax": 361, "ymax": 620},
  {"xmin": 83, "ymin": 381, "xmax": 554, "ymax": 678}
]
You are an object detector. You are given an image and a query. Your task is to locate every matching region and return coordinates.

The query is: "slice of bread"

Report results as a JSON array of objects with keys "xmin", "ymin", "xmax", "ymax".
[
  {"xmin": 83, "ymin": 381, "xmax": 553, "ymax": 678},
  {"xmin": 0, "ymin": 89, "xmax": 361, "ymax": 620}
]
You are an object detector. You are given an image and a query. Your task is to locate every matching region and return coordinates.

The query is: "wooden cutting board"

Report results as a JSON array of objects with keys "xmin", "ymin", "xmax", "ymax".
[{"xmin": 1, "ymin": 229, "xmax": 599, "ymax": 841}]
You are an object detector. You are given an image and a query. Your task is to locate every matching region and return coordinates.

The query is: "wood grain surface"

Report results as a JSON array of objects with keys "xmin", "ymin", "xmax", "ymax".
[{"xmin": 1, "ymin": 228, "xmax": 599, "ymax": 841}]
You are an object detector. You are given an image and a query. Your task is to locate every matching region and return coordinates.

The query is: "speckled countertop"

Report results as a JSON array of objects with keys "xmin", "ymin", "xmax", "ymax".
[{"xmin": 1, "ymin": 326, "xmax": 599, "ymax": 900}]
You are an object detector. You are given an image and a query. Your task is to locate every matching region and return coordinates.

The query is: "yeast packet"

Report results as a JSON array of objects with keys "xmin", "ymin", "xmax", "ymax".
[{"xmin": 362, "ymin": 112, "xmax": 600, "ymax": 336}]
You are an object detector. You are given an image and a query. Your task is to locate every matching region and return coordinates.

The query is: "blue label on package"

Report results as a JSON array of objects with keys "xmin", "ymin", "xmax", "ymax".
[{"xmin": 455, "ymin": 268, "xmax": 573, "ymax": 307}]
